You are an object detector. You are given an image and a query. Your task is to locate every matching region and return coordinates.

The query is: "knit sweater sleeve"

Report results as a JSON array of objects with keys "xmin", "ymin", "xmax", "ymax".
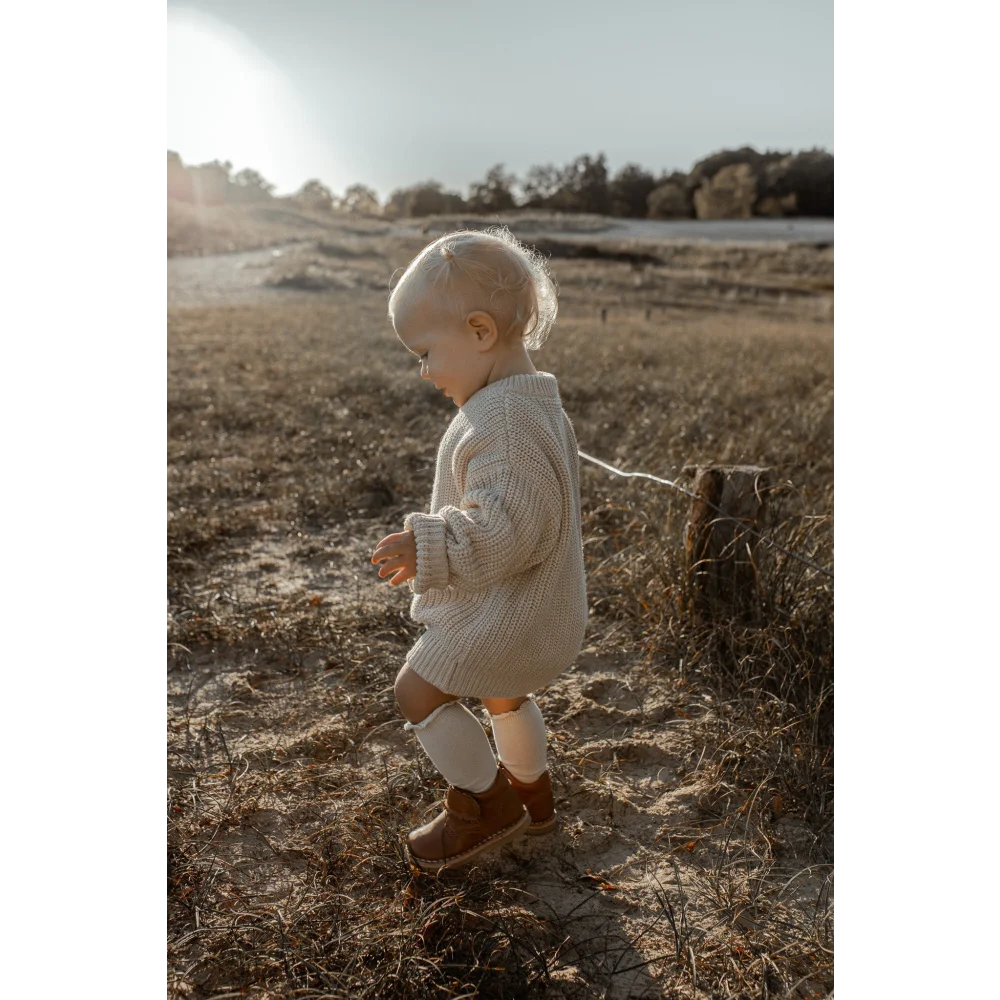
[{"xmin": 403, "ymin": 455, "xmax": 561, "ymax": 595}]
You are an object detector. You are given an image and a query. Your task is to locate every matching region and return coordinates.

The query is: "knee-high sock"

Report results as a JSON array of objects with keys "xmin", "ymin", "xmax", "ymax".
[
  {"xmin": 403, "ymin": 701, "xmax": 498, "ymax": 794},
  {"xmin": 489, "ymin": 696, "xmax": 548, "ymax": 783}
]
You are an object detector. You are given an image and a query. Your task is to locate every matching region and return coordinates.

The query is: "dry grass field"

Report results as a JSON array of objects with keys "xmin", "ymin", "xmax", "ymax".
[{"xmin": 167, "ymin": 207, "xmax": 833, "ymax": 999}]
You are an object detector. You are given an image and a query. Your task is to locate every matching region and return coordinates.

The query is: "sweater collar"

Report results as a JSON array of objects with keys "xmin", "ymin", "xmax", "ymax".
[{"xmin": 461, "ymin": 371, "xmax": 559, "ymax": 411}]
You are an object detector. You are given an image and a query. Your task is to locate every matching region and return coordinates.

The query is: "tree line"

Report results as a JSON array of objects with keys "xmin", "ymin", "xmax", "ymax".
[{"xmin": 167, "ymin": 146, "xmax": 833, "ymax": 220}]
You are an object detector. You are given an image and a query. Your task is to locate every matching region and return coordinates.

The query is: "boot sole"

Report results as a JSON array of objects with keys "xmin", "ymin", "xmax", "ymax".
[
  {"xmin": 407, "ymin": 809, "xmax": 531, "ymax": 873},
  {"xmin": 525, "ymin": 812, "xmax": 558, "ymax": 835}
]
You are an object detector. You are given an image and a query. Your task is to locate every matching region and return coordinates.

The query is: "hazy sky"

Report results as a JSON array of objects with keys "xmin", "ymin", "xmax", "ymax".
[{"xmin": 168, "ymin": 0, "xmax": 833, "ymax": 198}]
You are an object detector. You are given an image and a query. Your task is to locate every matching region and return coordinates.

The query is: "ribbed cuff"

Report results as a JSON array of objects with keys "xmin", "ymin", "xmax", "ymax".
[{"xmin": 403, "ymin": 512, "xmax": 450, "ymax": 593}]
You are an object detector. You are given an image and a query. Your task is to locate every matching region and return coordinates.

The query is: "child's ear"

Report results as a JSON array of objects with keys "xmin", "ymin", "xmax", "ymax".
[{"xmin": 466, "ymin": 311, "xmax": 498, "ymax": 350}]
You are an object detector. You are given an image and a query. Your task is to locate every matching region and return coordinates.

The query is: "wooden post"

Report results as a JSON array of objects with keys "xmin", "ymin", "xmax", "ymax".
[{"xmin": 683, "ymin": 465, "xmax": 773, "ymax": 622}]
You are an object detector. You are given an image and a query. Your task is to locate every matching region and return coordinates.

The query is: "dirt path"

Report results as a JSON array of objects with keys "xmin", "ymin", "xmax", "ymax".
[{"xmin": 168, "ymin": 244, "xmax": 315, "ymax": 309}]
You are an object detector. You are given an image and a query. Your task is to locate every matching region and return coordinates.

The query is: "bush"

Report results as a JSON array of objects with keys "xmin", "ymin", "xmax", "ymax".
[
  {"xmin": 609, "ymin": 163, "xmax": 658, "ymax": 218},
  {"xmin": 647, "ymin": 174, "xmax": 693, "ymax": 218},
  {"xmin": 467, "ymin": 164, "xmax": 518, "ymax": 213},
  {"xmin": 229, "ymin": 168, "xmax": 275, "ymax": 202},
  {"xmin": 295, "ymin": 179, "xmax": 335, "ymax": 210},
  {"xmin": 341, "ymin": 184, "xmax": 381, "ymax": 215},
  {"xmin": 384, "ymin": 181, "xmax": 468, "ymax": 218}
]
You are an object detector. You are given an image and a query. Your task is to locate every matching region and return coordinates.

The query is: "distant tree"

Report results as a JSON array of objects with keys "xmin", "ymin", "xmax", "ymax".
[
  {"xmin": 189, "ymin": 159, "xmax": 231, "ymax": 205},
  {"xmin": 609, "ymin": 163, "xmax": 658, "ymax": 218},
  {"xmin": 685, "ymin": 146, "xmax": 763, "ymax": 192},
  {"xmin": 382, "ymin": 188, "xmax": 408, "ymax": 218},
  {"xmin": 167, "ymin": 150, "xmax": 193, "ymax": 202},
  {"xmin": 684, "ymin": 146, "xmax": 833, "ymax": 218},
  {"xmin": 296, "ymin": 178, "xmax": 335, "ymax": 210},
  {"xmin": 231, "ymin": 167, "xmax": 275, "ymax": 200},
  {"xmin": 520, "ymin": 155, "xmax": 611, "ymax": 214},
  {"xmin": 411, "ymin": 181, "xmax": 466, "ymax": 217},
  {"xmin": 557, "ymin": 154, "xmax": 612, "ymax": 214},
  {"xmin": 467, "ymin": 164, "xmax": 518, "ymax": 213},
  {"xmin": 521, "ymin": 164, "xmax": 562, "ymax": 208},
  {"xmin": 647, "ymin": 175, "xmax": 693, "ymax": 218},
  {"xmin": 777, "ymin": 148, "xmax": 834, "ymax": 217},
  {"xmin": 384, "ymin": 181, "xmax": 467, "ymax": 218},
  {"xmin": 341, "ymin": 183, "xmax": 380, "ymax": 215}
]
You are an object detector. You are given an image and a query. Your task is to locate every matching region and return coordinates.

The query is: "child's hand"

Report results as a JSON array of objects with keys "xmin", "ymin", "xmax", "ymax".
[{"xmin": 371, "ymin": 530, "xmax": 417, "ymax": 586}]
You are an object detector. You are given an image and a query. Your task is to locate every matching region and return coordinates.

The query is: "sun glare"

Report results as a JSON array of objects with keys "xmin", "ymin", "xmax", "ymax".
[{"xmin": 167, "ymin": 7, "xmax": 344, "ymax": 195}]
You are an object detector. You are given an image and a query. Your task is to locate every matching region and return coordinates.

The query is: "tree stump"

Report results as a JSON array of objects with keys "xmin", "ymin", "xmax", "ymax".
[{"xmin": 683, "ymin": 465, "xmax": 773, "ymax": 622}]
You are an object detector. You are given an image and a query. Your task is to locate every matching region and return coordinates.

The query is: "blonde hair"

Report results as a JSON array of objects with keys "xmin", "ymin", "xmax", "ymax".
[{"xmin": 387, "ymin": 226, "xmax": 558, "ymax": 351}]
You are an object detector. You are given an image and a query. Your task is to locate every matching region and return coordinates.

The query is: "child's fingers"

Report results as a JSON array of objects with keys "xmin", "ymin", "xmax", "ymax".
[
  {"xmin": 371, "ymin": 541, "xmax": 400, "ymax": 563},
  {"xmin": 377, "ymin": 556, "xmax": 412, "ymax": 579},
  {"xmin": 389, "ymin": 565, "xmax": 415, "ymax": 586},
  {"xmin": 371, "ymin": 532, "xmax": 411, "ymax": 563}
]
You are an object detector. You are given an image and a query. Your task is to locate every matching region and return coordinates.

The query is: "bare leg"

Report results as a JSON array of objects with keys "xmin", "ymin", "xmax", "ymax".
[
  {"xmin": 394, "ymin": 662, "xmax": 460, "ymax": 724},
  {"xmin": 396, "ymin": 663, "xmax": 497, "ymax": 794},
  {"xmin": 481, "ymin": 695, "xmax": 529, "ymax": 716}
]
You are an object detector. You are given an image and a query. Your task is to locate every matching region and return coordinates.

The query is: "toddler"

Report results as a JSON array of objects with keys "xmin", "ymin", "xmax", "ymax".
[{"xmin": 370, "ymin": 227, "xmax": 588, "ymax": 872}]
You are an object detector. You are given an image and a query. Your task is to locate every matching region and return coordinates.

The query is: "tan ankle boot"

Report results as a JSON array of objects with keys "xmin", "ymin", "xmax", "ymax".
[
  {"xmin": 499, "ymin": 763, "xmax": 558, "ymax": 835},
  {"xmin": 406, "ymin": 766, "xmax": 530, "ymax": 872}
]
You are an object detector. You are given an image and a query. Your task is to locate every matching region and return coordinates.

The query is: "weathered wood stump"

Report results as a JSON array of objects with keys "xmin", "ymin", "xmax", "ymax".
[{"xmin": 683, "ymin": 465, "xmax": 773, "ymax": 622}]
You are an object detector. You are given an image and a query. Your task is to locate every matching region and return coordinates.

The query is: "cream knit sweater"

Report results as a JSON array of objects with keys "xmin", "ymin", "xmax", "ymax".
[{"xmin": 403, "ymin": 371, "xmax": 588, "ymax": 698}]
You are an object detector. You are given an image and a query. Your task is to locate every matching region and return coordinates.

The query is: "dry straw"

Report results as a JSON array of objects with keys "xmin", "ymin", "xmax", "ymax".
[{"xmin": 578, "ymin": 449, "xmax": 834, "ymax": 579}]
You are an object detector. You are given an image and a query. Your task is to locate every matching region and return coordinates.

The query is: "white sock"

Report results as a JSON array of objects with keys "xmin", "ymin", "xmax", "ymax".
[
  {"xmin": 489, "ymin": 696, "xmax": 548, "ymax": 783},
  {"xmin": 403, "ymin": 701, "xmax": 498, "ymax": 794}
]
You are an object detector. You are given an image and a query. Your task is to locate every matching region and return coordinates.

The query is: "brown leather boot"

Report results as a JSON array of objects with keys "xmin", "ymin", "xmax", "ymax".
[
  {"xmin": 499, "ymin": 762, "xmax": 558, "ymax": 835},
  {"xmin": 406, "ymin": 766, "xmax": 530, "ymax": 873}
]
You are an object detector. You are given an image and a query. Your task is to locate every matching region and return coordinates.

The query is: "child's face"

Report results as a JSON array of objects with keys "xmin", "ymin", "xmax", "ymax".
[{"xmin": 393, "ymin": 296, "xmax": 493, "ymax": 407}]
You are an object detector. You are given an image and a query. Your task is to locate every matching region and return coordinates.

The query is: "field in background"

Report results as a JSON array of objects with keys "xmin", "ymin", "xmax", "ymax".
[
  {"xmin": 168, "ymin": 206, "xmax": 833, "ymax": 999},
  {"xmin": 167, "ymin": 200, "xmax": 614, "ymax": 258}
]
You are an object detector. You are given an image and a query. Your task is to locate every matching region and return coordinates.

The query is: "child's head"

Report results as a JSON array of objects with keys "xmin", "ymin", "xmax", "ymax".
[{"xmin": 388, "ymin": 227, "xmax": 557, "ymax": 406}]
